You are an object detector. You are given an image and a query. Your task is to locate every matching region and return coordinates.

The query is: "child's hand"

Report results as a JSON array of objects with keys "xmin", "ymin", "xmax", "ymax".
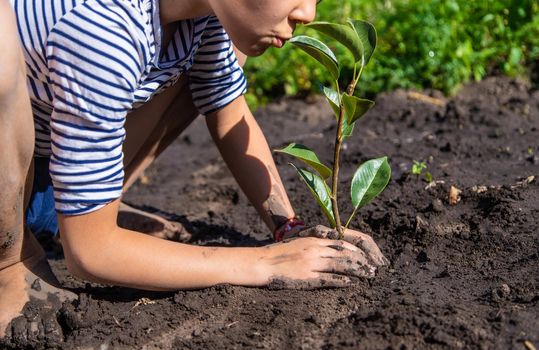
[
  {"xmin": 258, "ymin": 237, "xmax": 376, "ymax": 289},
  {"xmin": 283, "ymin": 225, "xmax": 390, "ymax": 267}
]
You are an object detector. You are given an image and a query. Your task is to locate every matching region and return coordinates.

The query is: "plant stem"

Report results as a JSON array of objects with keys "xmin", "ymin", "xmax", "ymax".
[
  {"xmin": 331, "ymin": 59, "xmax": 364, "ymax": 238},
  {"xmin": 338, "ymin": 61, "xmax": 366, "ymax": 233},
  {"xmin": 348, "ymin": 57, "xmax": 365, "ymax": 95},
  {"xmin": 331, "ymin": 100, "xmax": 345, "ymax": 238}
]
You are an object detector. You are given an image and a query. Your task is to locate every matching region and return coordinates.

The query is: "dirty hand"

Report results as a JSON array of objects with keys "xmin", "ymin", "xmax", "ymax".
[
  {"xmin": 260, "ymin": 237, "xmax": 376, "ymax": 289},
  {"xmin": 283, "ymin": 225, "xmax": 390, "ymax": 267}
]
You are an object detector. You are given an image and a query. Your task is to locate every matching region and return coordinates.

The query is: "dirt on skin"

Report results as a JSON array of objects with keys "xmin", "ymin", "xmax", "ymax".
[{"xmin": 1, "ymin": 76, "xmax": 538, "ymax": 349}]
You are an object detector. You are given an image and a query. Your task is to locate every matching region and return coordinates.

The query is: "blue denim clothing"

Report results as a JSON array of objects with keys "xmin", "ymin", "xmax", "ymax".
[{"xmin": 25, "ymin": 157, "xmax": 58, "ymax": 236}]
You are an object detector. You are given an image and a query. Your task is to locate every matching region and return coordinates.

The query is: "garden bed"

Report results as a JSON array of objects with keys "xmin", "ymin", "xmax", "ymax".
[{"xmin": 7, "ymin": 76, "xmax": 539, "ymax": 349}]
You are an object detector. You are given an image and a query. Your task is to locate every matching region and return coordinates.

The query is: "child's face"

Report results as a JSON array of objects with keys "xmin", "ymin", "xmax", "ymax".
[{"xmin": 209, "ymin": 0, "xmax": 317, "ymax": 56}]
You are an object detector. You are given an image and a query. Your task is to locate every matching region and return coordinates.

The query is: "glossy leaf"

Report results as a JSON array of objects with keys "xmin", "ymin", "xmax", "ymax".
[
  {"xmin": 291, "ymin": 165, "xmax": 336, "ymax": 227},
  {"xmin": 351, "ymin": 157, "xmax": 391, "ymax": 210},
  {"xmin": 306, "ymin": 22, "xmax": 363, "ymax": 63},
  {"xmin": 342, "ymin": 94, "xmax": 375, "ymax": 125},
  {"xmin": 347, "ymin": 20, "xmax": 377, "ymax": 65},
  {"xmin": 276, "ymin": 143, "xmax": 332, "ymax": 179},
  {"xmin": 289, "ymin": 35, "xmax": 340, "ymax": 80},
  {"xmin": 320, "ymin": 85, "xmax": 340, "ymax": 119}
]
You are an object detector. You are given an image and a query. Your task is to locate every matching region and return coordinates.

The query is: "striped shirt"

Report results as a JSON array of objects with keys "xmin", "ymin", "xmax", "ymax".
[{"xmin": 9, "ymin": 0, "xmax": 247, "ymax": 215}]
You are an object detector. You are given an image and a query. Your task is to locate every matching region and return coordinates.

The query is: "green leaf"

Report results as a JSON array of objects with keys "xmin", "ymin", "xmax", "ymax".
[
  {"xmin": 351, "ymin": 98, "xmax": 374, "ymax": 123},
  {"xmin": 342, "ymin": 118, "xmax": 354, "ymax": 140},
  {"xmin": 291, "ymin": 165, "xmax": 336, "ymax": 227},
  {"xmin": 347, "ymin": 19, "xmax": 377, "ymax": 65},
  {"xmin": 320, "ymin": 85, "xmax": 340, "ymax": 119},
  {"xmin": 342, "ymin": 94, "xmax": 375, "ymax": 125},
  {"xmin": 342, "ymin": 94, "xmax": 357, "ymax": 126},
  {"xmin": 351, "ymin": 157, "xmax": 391, "ymax": 210},
  {"xmin": 289, "ymin": 35, "xmax": 340, "ymax": 80},
  {"xmin": 275, "ymin": 143, "xmax": 332, "ymax": 179},
  {"xmin": 306, "ymin": 22, "xmax": 363, "ymax": 63}
]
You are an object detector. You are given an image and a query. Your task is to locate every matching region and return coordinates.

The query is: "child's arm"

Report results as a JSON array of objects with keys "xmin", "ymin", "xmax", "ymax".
[
  {"xmin": 206, "ymin": 95, "xmax": 296, "ymax": 232},
  {"xmin": 58, "ymin": 198, "xmax": 374, "ymax": 290}
]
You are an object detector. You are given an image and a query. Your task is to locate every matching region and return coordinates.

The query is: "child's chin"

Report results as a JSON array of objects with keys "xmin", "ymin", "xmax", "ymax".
[
  {"xmin": 250, "ymin": 49, "xmax": 267, "ymax": 57},
  {"xmin": 241, "ymin": 43, "xmax": 270, "ymax": 57}
]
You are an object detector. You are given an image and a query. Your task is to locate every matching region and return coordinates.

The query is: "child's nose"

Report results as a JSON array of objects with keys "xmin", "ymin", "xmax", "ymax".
[{"xmin": 289, "ymin": 0, "xmax": 317, "ymax": 25}]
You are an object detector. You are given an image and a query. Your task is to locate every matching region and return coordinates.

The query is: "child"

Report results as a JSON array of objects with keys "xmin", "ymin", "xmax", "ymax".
[{"xmin": 0, "ymin": 0, "xmax": 388, "ymax": 337}]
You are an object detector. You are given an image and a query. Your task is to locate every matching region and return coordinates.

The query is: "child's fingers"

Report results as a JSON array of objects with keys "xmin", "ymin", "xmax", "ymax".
[
  {"xmin": 343, "ymin": 232, "xmax": 389, "ymax": 267},
  {"xmin": 322, "ymin": 239, "xmax": 359, "ymax": 252},
  {"xmin": 296, "ymin": 225, "xmax": 339, "ymax": 240},
  {"xmin": 317, "ymin": 242, "xmax": 377, "ymax": 278},
  {"xmin": 319, "ymin": 247, "xmax": 376, "ymax": 278},
  {"xmin": 293, "ymin": 226, "xmax": 389, "ymax": 266},
  {"xmin": 327, "ymin": 256, "xmax": 376, "ymax": 278}
]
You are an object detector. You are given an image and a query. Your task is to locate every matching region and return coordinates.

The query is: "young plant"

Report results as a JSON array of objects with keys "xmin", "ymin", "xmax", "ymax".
[
  {"xmin": 276, "ymin": 20, "xmax": 391, "ymax": 238},
  {"xmin": 411, "ymin": 160, "xmax": 433, "ymax": 183}
]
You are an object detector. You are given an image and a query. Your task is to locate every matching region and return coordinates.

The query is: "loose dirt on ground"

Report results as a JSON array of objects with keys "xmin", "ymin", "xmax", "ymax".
[{"xmin": 2, "ymin": 76, "xmax": 538, "ymax": 349}]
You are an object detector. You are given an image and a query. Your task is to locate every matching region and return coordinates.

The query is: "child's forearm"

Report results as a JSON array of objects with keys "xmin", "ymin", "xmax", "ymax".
[
  {"xmin": 59, "ymin": 200, "xmax": 268, "ymax": 290},
  {"xmin": 207, "ymin": 96, "xmax": 296, "ymax": 233},
  {"xmin": 79, "ymin": 229, "xmax": 268, "ymax": 290}
]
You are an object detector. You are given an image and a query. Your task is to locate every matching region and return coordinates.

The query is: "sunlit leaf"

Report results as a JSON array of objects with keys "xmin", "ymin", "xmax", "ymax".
[
  {"xmin": 347, "ymin": 20, "xmax": 377, "ymax": 65},
  {"xmin": 289, "ymin": 35, "xmax": 340, "ymax": 80},
  {"xmin": 276, "ymin": 143, "xmax": 332, "ymax": 179},
  {"xmin": 351, "ymin": 157, "xmax": 391, "ymax": 210},
  {"xmin": 291, "ymin": 164, "xmax": 336, "ymax": 227},
  {"xmin": 306, "ymin": 22, "xmax": 363, "ymax": 63}
]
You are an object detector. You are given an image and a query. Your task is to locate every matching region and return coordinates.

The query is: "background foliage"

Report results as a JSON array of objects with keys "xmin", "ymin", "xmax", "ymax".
[{"xmin": 243, "ymin": 0, "xmax": 539, "ymax": 108}]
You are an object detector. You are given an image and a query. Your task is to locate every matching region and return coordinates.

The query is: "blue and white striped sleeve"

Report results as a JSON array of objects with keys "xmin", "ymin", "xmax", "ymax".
[
  {"xmin": 188, "ymin": 17, "xmax": 247, "ymax": 115},
  {"xmin": 45, "ymin": 2, "xmax": 148, "ymax": 215}
]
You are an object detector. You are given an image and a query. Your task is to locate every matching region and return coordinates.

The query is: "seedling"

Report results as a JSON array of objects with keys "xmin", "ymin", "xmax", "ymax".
[
  {"xmin": 411, "ymin": 160, "xmax": 427, "ymax": 175},
  {"xmin": 411, "ymin": 160, "xmax": 433, "ymax": 183},
  {"xmin": 276, "ymin": 20, "xmax": 391, "ymax": 238}
]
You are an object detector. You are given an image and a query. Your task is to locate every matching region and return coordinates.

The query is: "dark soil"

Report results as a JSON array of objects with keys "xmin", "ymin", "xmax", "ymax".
[{"xmin": 3, "ymin": 76, "xmax": 538, "ymax": 349}]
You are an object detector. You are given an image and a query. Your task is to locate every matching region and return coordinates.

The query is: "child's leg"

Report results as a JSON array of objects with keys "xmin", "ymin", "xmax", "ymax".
[
  {"xmin": 123, "ymin": 76, "xmax": 199, "ymax": 189},
  {"xmin": 116, "ymin": 76, "xmax": 199, "ymax": 240},
  {"xmin": 0, "ymin": 2, "xmax": 75, "ymax": 339}
]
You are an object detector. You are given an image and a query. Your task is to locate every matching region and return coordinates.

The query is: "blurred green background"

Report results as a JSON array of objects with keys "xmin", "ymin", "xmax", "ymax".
[{"xmin": 244, "ymin": 0, "xmax": 539, "ymax": 109}]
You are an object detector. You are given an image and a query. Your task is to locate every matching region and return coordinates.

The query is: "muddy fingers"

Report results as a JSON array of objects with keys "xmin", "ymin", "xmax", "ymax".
[
  {"xmin": 294, "ymin": 224, "xmax": 339, "ymax": 240},
  {"xmin": 322, "ymin": 256, "xmax": 376, "ymax": 278},
  {"xmin": 323, "ymin": 238, "xmax": 359, "ymax": 252},
  {"xmin": 295, "ymin": 225, "xmax": 390, "ymax": 267},
  {"xmin": 321, "ymin": 243, "xmax": 376, "ymax": 278},
  {"xmin": 287, "ymin": 225, "xmax": 390, "ymax": 267},
  {"xmin": 344, "ymin": 233, "xmax": 389, "ymax": 267},
  {"xmin": 260, "ymin": 236, "xmax": 380, "ymax": 290}
]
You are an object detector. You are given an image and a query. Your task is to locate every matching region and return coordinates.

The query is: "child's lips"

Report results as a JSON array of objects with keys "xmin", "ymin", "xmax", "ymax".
[{"xmin": 273, "ymin": 36, "xmax": 289, "ymax": 48}]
